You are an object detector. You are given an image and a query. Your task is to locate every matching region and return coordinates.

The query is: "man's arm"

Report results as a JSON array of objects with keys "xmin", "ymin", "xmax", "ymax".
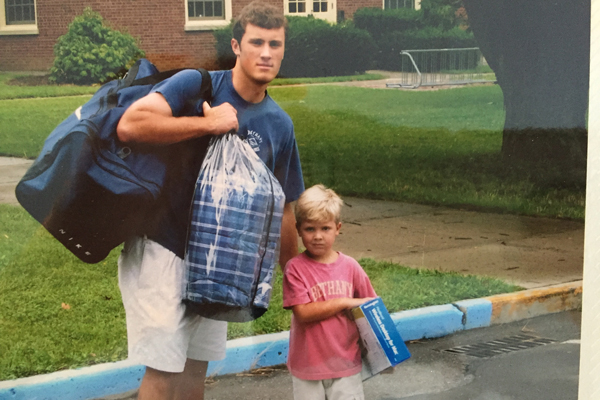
[
  {"xmin": 279, "ymin": 202, "xmax": 298, "ymax": 269},
  {"xmin": 292, "ymin": 297, "xmax": 375, "ymax": 324},
  {"xmin": 117, "ymin": 93, "xmax": 239, "ymax": 144}
]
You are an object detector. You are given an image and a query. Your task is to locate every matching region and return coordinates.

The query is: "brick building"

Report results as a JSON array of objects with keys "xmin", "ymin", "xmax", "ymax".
[{"xmin": 0, "ymin": 0, "xmax": 413, "ymax": 72}]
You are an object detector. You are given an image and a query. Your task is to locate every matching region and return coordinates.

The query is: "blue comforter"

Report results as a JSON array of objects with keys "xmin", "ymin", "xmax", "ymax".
[{"xmin": 184, "ymin": 134, "xmax": 285, "ymax": 322}]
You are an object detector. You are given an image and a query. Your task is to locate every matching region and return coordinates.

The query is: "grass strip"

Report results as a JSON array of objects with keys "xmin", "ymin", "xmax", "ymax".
[
  {"xmin": 0, "ymin": 204, "xmax": 520, "ymax": 380},
  {"xmin": 0, "ymin": 72, "xmax": 384, "ymax": 100},
  {"xmin": 270, "ymin": 73, "xmax": 386, "ymax": 86},
  {"xmin": 0, "ymin": 73, "xmax": 98, "ymax": 100}
]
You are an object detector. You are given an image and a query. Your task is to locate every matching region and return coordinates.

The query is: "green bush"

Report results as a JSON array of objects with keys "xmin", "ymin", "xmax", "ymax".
[
  {"xmin": 213, "ymin": 25, "xmax": 235, "ymax": 70},
  {"xmin": 420, "ymin": 0, "xmax": 466, "ymax": 31},
  {"xmin": 375, "ymin": 26, "xmax": 476, "ymax": 70},
  {"xmin": 280, "ymin": 16, "xmax": 375, "ymax": 77},
  {"xmin": 213, "ymin": 16, "xmax": 375, "ymax": 78},
  {"xmin": 49, "ymin": 8, "xmax": 145, "ymax": 85},
  {"xmin": 353, "ymin": 7, "xmax": 422, "ymax": 39}
]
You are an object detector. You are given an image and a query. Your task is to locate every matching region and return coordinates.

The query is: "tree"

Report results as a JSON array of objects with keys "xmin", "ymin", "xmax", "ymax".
[{"xmin": 463, "ymin": 0, "xmax": 590, "ymax": 175}]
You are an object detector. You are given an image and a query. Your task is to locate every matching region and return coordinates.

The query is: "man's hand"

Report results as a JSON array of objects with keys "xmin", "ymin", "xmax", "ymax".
[{"xmin": 202, "ymin": 102, "xmax": 239, "ymax": 135}]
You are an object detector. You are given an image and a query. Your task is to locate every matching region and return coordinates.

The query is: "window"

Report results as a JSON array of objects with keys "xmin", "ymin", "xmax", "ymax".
[
  {"xmin": 185, "ymin": 0, "xmax": 231, "ymax": 31},
  {"xmin": 384, "ymin": 0, "xmax": 414, "ymax": 9},
  {"xmin": 288, "ymin": 0, "xmax": 306, "ymax": 13},
  {"xmin": 188, "ymin": 0, "xmax": 223, "ymax": 20},
  {"xmin": 287, "ymin": 0, "xmax": 329, "ymax": 15},
  {"xmin": 0, "ymin": 0, "xmax": 38, "ymax": 35},
  {"xmin": 285, "ymin": 0, "xmax": 336, "ymax": 23},
  {"xmin": 312, "ymin": 1, "xmax": 327, "ymax": 13},
  {"xmin": 6, "ymin": 0, "xmax": 35, "ymax": 24}
]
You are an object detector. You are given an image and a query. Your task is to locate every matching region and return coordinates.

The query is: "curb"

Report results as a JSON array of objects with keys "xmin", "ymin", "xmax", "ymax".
[{"xmin": 0, "ymin": 281, "xmax": 583, "ymax": 400}]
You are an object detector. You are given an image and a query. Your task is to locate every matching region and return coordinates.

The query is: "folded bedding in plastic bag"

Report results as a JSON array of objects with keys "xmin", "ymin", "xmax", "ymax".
[{"xmin": 184, "ymin": 133, "xmax": 286, "ymax": 322}]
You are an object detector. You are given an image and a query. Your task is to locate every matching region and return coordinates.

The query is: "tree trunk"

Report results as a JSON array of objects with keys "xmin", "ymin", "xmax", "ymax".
[{"xmin": 463, "ymin": 0, "xmax": 590, "ymax": 170}]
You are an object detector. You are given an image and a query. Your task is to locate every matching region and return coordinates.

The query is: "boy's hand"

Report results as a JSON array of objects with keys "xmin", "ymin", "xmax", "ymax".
[
  {"xmin": 202, "ymin": 101, "xmax": 239, "ymax": 135},
  {"xmin": 292, "ymin": 297, "xmax": 376, "ymax": 324},
  {"xmin": 344, "ymin": 297, "xmax": 377, "ymax": 310}
]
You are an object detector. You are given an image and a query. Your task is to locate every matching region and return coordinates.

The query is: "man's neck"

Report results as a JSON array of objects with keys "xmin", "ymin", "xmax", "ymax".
[{"xmin": 231, "ymin": 66, "xmax": 268, "ymax": 103}]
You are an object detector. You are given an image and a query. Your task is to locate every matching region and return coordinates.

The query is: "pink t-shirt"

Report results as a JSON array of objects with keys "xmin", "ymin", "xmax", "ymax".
[{"xmin": 283, "ymin": 252, "xmax": 377, "ymax": 380}]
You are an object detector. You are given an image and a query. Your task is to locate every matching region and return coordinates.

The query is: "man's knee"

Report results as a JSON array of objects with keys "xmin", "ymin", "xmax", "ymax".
[
  {"xmin": 139, "ymin": 367, "xmax": 179, "ymax": 399},
  {"xmin": 182, "ymin": 359, "xmax": 209, "ymax": 378}
]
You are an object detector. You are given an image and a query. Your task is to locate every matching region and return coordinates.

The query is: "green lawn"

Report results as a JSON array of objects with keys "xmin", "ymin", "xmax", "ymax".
[
  {"xmin": 0, "ymin": 84, "xmax": 584, "ymax": 218},
  {"xmin": 0, "ymin": 96, "xmax": 92, "ymax": 158},
  {"xmin": 0, "ymin": 204, "xmax": 520, "ymax": 380}
]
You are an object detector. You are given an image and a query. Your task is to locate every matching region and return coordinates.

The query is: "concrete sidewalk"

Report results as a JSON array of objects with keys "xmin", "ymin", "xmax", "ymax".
[
  {"xmin": 0, "ymin": 156, "xmax": 32, "ymax": 206},
  {"xmin": 0, "ymin": 156, "xmax": 584, "ymax": 289},
  {"xmin": 0, "ymin": 155, "xmax": 585, "ymax": 399}
]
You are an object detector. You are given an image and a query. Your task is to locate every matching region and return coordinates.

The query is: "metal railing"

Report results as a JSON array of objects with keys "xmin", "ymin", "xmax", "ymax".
[{"xmin": 386, "ymin": 47, "xmax": 496, "ymax": 89}]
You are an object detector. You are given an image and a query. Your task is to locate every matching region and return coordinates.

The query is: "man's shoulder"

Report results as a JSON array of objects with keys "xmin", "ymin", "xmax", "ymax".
[
  {"xmin": 208, "ymin": 69, "xmax": 230, "ymax": 82},
  {"xmin": 263, "ymin": 96, "xmax": 294, "ymax": 132}
]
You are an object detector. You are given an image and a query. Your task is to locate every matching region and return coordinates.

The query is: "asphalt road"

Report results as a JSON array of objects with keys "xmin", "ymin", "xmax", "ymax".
[{"xmin": 100, "ymin": 310, "xmax": 580, "ymax": 400}]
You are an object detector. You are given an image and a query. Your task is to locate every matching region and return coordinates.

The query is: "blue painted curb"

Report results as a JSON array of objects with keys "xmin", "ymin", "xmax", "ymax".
[
  {"xmin": 0, "ymin": 301, "xmax": 485, "ymax": 400},
  {"xmin": 0, "ymin": 360, "xmax": 144, "ymax": 400},
  {"xmin": 1, "ymin": 282, "xmax": 582, "ymax": 400}
]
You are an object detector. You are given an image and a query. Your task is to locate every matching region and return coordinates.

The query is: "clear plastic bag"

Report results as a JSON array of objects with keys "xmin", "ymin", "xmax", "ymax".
[{"xmin": 184, "ymin": 133, "xmax": 286, "ymax": 322}]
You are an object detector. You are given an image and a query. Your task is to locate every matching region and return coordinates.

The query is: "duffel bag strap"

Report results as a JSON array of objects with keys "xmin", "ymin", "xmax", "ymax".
[{"xmin": 131, "ymin": 68, "xmax": 213, "ymax": 105}]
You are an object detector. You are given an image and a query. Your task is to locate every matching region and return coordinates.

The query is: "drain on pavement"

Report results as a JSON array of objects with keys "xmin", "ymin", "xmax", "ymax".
[{"xmin": 442, "ymin": 334, "xmax": 557, "ymax": 358}]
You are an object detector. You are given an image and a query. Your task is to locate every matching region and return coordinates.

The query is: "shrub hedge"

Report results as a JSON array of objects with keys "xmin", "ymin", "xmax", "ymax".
[
  {"xmin": 49, "ymin": 8, "xmax": 144, "ymax": 85},
  {"xmin": 353, "ymin": 8, "xmax": 476, "ymax": 71},
  {"xmin": 376, "ymin": 26, "xmax": 477, "ymax": 70},
  {"xmin": 281, "ymin": 16, "xmax": 375, "ymax": 77},
  {"xmin": 353, "ymin": 7, "xmax": 421, "ymax": 39}
]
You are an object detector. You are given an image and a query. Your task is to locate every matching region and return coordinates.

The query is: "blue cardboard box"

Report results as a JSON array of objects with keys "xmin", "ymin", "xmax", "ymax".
[{"xmin": 352, "ymin": 297, "xmax": 411, "ymax": 380}]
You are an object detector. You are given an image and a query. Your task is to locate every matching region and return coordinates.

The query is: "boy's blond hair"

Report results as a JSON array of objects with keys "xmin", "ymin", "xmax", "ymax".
[{"xmin": 295, "ymin": 184, "xmax": 343, "ymax": 225}]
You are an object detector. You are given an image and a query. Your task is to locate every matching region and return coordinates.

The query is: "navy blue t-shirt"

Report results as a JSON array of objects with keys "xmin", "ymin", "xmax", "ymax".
[{"xmin": 142, "ymin": 69, "xmax": 305, "ymax": 259}]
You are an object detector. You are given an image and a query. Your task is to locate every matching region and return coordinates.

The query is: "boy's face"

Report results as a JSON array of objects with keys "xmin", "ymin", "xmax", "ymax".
[
  {"xmin": 297, "ymin": 218, "xmax": 341, "ymax": 262},
  {"xmin": 231, "ymin": 23, "xmax": 285, "ymax": 85}
]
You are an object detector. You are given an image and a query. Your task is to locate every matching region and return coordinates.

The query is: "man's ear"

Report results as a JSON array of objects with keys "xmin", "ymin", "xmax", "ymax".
[{"xmin": 231, "ymin": 38, "xmax": 241, "ymax": 57}]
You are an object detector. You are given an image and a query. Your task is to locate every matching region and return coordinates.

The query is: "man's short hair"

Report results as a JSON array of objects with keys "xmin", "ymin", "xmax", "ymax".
[
  {"xmin": 232, "ymin": 1, "xmax": 288, "ymax": 44},
  {"xmin": 295, "ymin": 184, "xmax": 344, "ymax": 225}
]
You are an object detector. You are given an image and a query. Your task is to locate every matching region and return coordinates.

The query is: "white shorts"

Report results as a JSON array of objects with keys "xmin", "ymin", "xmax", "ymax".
[
  {"xmin": 291, "ymin": 373, "xmax": 364, "ymax": 400},
  {"xmin": 118, "ymin": 236, "xmax": 227, "ymax": 373}
]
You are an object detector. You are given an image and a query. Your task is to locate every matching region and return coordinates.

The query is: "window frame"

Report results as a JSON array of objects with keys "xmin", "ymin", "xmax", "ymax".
[
  {"xmin": 383, "ymin": 0, "xmax": 415, "ymax": 10},
  {"xmin": 0, "ymin": 0, "xmax": 38, "ymax": 35},
  {"xmin": 184, "ymin": 0, "xmax": 232, "ymax": 31}
]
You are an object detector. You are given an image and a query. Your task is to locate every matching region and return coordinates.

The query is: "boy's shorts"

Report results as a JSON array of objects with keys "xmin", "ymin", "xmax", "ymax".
[
  {"xmin": 118, "ymin": 236, "xmax": 227, "ymax": 373},
  {"xmin": 291, "ymin": 373, "xmax": 364, "ymax": 400}
]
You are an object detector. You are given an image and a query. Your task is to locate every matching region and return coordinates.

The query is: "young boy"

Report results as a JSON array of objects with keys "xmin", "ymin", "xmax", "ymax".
[{"xmin": 283, "ymin": 184, "xmax": 376, "ymax": 400}]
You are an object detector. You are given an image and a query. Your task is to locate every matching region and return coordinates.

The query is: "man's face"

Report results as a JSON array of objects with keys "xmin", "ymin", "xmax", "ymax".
[{"xmin": 232, "ymin": 23, "xmax": 285, "ymax": 85}]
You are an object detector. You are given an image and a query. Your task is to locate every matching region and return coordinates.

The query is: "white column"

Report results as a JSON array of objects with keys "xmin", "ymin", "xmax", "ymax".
[{"xmin": 579, "ymin": 0, "xmax": 600, "ymax": 398}]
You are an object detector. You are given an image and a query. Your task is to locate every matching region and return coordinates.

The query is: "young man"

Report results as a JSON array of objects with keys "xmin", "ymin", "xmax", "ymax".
[{"xmin": 116, "ymin": 2, "xmax": 304, "ymax": 399}]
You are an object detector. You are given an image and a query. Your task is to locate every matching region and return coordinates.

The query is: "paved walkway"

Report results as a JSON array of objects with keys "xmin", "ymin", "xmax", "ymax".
[{"xmin": 1, "ymin": 156, "xmax": 584, "ymax": 289}]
